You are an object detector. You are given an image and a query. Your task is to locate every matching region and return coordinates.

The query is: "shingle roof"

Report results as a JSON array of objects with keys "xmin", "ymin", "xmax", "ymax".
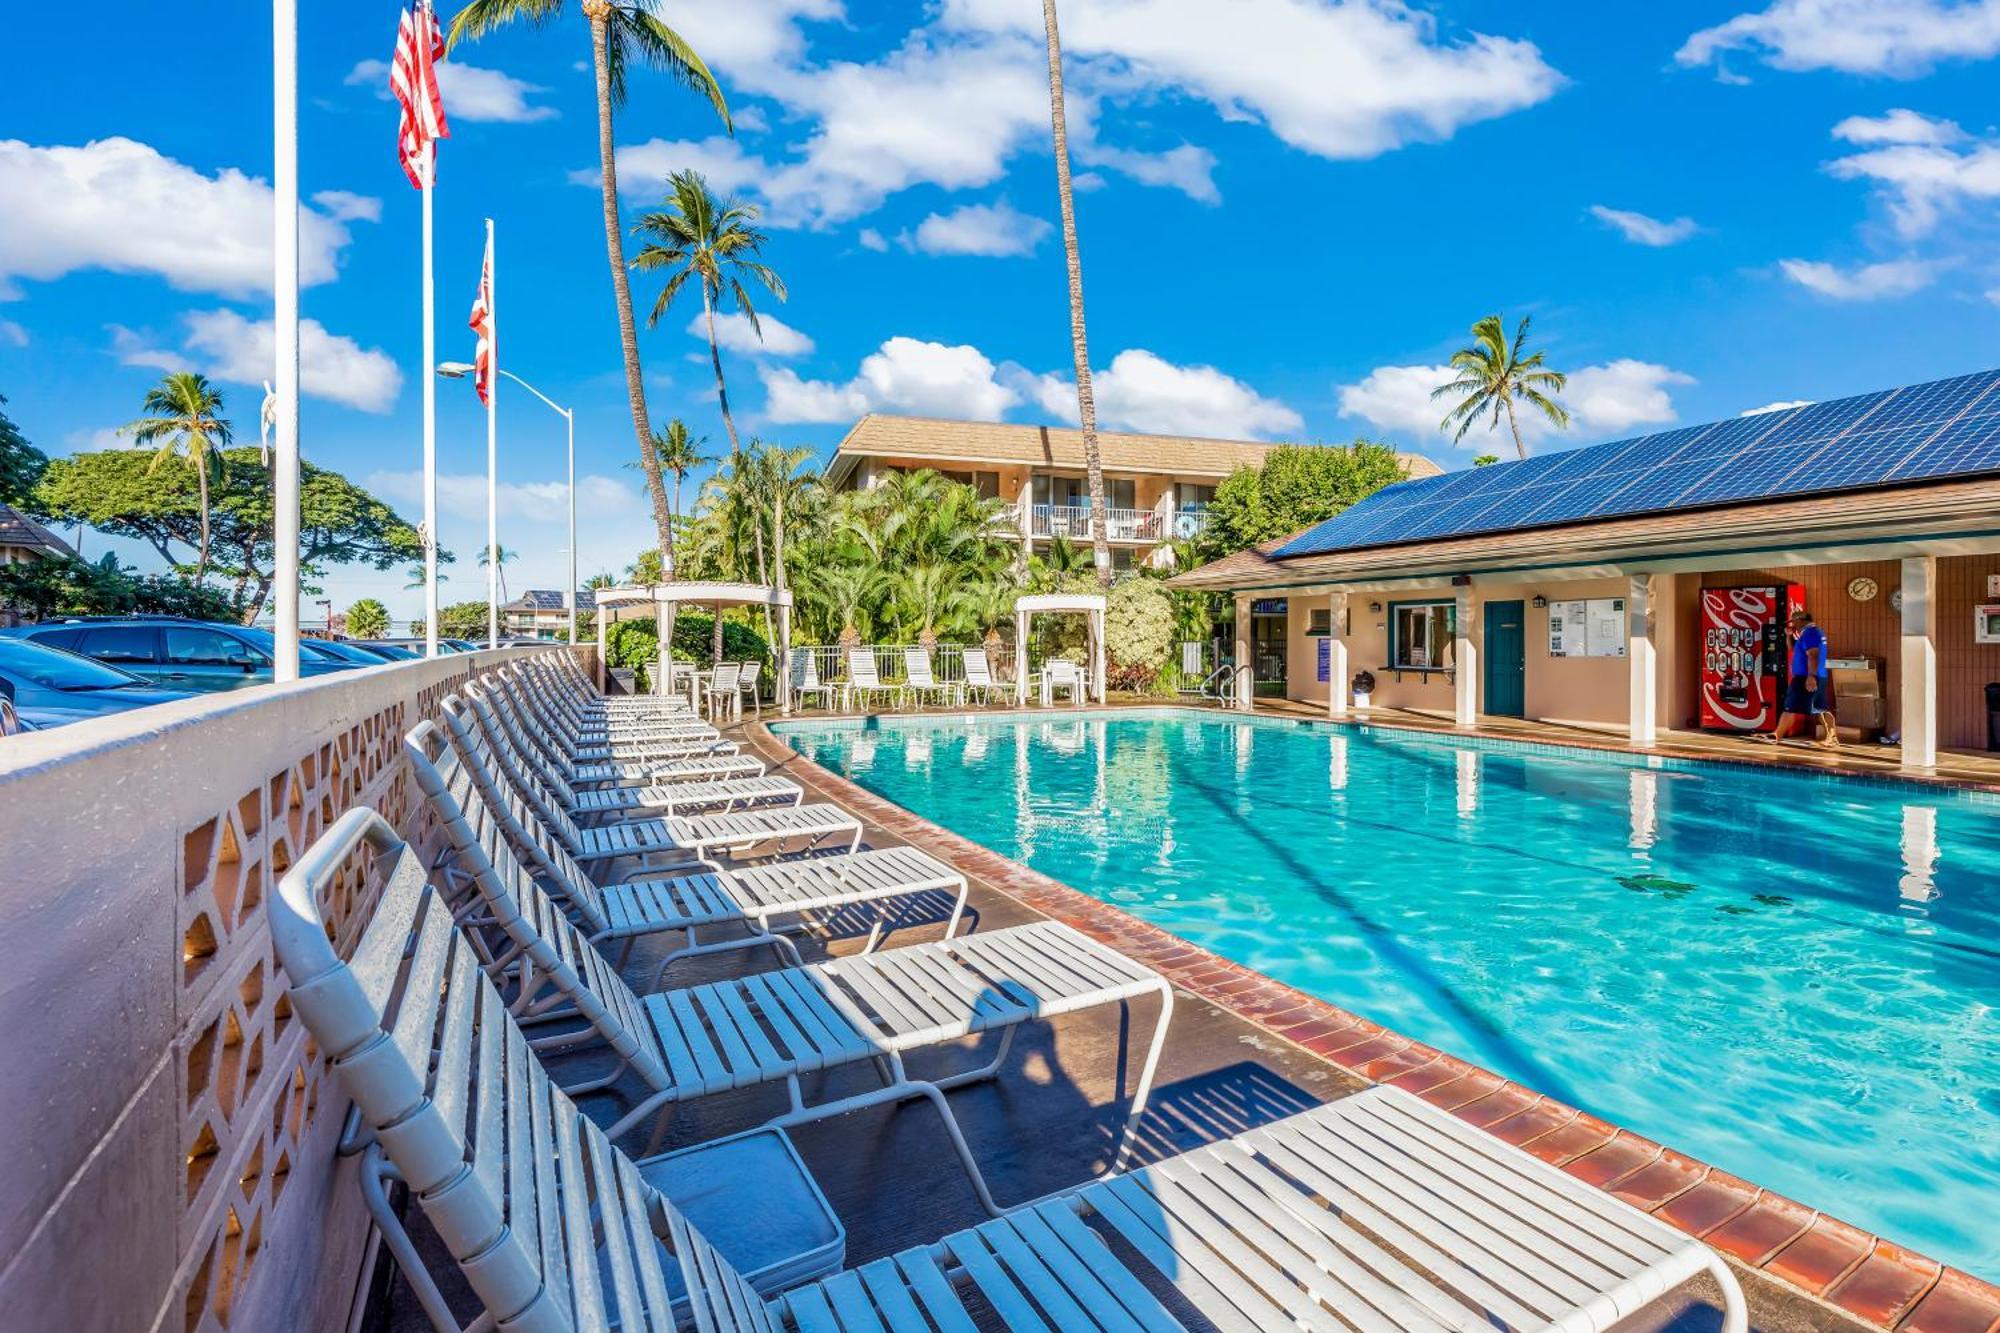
[
  {"xmin": 826, "ymin": 414, "xmax": 1442, "ymax": 486},
  {"xmin": 505, "ymin": 589, "xmax": 597, "ymax": 612},
  {"xmin": 0, "ymin": 505, "xmax": 73, "ymax": 559}
]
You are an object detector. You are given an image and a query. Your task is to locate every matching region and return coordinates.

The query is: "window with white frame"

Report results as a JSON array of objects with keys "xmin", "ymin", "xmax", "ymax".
[{"xmin": 1390, "ymin": 601, "xmax": 1455, "ymax": 670}]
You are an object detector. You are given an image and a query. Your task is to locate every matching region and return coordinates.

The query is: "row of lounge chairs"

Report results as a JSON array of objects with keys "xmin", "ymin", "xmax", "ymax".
[
  {"xmin": 789, "ymin": 645, "xmax": 1084, "ymax": 712},
  {"xmin": 273, "ymin": 650, "xmax": 1748, "ymax": 1332}
]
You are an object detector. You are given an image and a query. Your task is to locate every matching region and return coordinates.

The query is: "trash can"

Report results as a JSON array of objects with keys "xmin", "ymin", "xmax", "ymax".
[{"xmin": 1986, "ymin": 682, "xmax": 2000, "ymax": 750}]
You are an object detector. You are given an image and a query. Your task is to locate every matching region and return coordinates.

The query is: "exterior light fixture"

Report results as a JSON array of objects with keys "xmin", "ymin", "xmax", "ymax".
[{"xmin": 1532, "ymin": 594, "xmax": 1548, "ymax": 609}]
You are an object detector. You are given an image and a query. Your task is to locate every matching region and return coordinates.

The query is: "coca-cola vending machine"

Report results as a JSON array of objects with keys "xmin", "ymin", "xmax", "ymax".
[{"xmin": 1699, "ymin": 584, "xmax": 1805, "ymax": 732}]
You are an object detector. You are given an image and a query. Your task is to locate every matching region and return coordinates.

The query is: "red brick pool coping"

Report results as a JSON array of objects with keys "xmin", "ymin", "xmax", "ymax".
[{"xmin": 745, "ymin": 718, "xmax": 2000, "ymax": 1333}]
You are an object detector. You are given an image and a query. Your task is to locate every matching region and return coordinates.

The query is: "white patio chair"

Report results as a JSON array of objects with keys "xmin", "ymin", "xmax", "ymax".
[
  {"xmin": 703, "ymin": 662, "xmax": 743, "ymax": 724},
  {"xmin": 788, "ymin": 647, "xmax": 837, "ymax": 712},
  {"xmin": 278, "ymin": 809, "xmax": 1748, "ymax": 1333},
  {"xmin": 843, "ymin": 646, "xmax": 905, "ymax": 712},
  {"xmin": 736, "ymin": 658, "xmax": 763, "ymax": 718},
  {"xmin": 902, "ymin": 645, "xmax": 956, "ymax": 707},
  {"xmin": 1041, "ymin": 657, "xmax": 1085, "ymax": 707},
  {"xmin": 414, "ymin": 717, "xmax": 967, "ymax": 978},
  {"xmin": 961, "ymin": 644, "xmax": 1005, "ymax": 705}
]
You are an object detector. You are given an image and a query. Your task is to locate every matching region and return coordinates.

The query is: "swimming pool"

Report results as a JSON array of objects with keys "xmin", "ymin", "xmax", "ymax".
[{"xmin": 777, "ymin": 709, "xmax": 2000, "ymax": 1279}]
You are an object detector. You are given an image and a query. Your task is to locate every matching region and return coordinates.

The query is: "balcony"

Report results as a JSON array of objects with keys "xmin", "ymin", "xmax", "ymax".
[{"xmin": 1030, "ymin": 504, "xmax": 1201, "ymax": 543}]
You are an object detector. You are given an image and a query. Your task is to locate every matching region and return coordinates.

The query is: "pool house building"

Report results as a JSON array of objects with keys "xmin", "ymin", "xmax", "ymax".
[{"xmin": 1173, "ymin": 368, "xmax": 2000, "ymax": 770}]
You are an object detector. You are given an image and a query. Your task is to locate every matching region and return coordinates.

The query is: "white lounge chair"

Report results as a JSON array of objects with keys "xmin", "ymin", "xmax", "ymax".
[
  {"xmin": 1041, "ymin": 657, "xmax": 1086, "ymax": 707},
  {"xmin": 399, "ymin": 734, "xmax": 1167, "ymax": 1205},
  {"xmin": 468, "ymin": 676, "xmax": 760, "ymax": 792},
  {"xmin": 278, "ymin": 810, "xmax": 1748, "ymax": 1333},
  {"xmin": 903, "ymin": 645, "xmax": 957, "ymax": 707},
  {"xmin": 843, "ymin": 646, "xmax": 904, "ymax": 711},
  {"xmin": 737, "ymin": 658, "xmax": 763, "ymax": 719},
  {"xmin": 412, "ymin": 718, "xmax": 968, "ymax": 977},
  {"xmin": 788, "ymin": 647, "xmax": 837, "ymax": 712},
  {"xmin": 962, "ymin": 644, "xmax": 1005, "ymax": 705},
  {"xmin": 490, "ymin": 671, "xmax": 740, "ymax": 769}
]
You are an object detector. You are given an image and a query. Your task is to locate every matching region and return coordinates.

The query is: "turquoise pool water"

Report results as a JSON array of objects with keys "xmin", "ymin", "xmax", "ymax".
[{"xmin": 777, "ymin": 709, "xmax": 2000, "ymax": 1279}]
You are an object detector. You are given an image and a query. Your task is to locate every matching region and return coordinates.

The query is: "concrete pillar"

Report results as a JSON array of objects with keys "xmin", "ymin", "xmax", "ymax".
[
  {"xmin": 1017, "ymin": 470, "xmax": 1034, "ymax": 556},
  {"xmin": 1628, "ymin": 573, "xmax": 1657, "ymax": 748},
  {"xmin": 1326, "ymin": 590, "xmax": 1350, "ymax": 718},
  {"xmin": 1090, "ymin": 608, "xmax": 1106, "ymax": 704},
  {"xmin": 1233, "ymin": 592, "xmax": 1254, "ymax": 711},
  {"xmin": 1015, "ymin": 609, "xmax": 1030, "ymax": 706},
  {"xmin": 1453, "ymin": 583, "xmax": 1478, "ymax": 727},
  {"xmin": 776, "ymin": 600, "xmax": 792, "ymax": 716},
  {"xmin": 1900, "ymin": 554, "xmax": 1937, "ymax": 769}
]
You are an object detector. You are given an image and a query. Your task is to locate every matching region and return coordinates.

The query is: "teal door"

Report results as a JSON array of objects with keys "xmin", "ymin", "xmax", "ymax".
[{"xmin": 1484, "ymin": 600, "xmax": 1526, "ymax": 718}]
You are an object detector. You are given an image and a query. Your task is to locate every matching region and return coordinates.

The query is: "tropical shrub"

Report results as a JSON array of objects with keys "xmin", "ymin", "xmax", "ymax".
[
  {"xmin": 1198, "ymin": 441, "xmax": 1408, "ymax": 558},
  {"xmin": 345, "ymin": 597, "xmax": 390, "ymax": 639},
  {"xmin": 1105, "ymin": 578, "xmax": 1177, "ymax": 692},
  {"xmin": 0, "ymin": 553, "xmax": 234, "ymax": 623},
  {"xmin": 604, "ymin": 614, "xmax": 769, "ymax": 671}
]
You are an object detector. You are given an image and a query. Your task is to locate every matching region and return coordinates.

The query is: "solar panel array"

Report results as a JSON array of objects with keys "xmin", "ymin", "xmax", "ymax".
[{"xmin": 1277, "ymin": 368, "xmax": 2000, "ymax": 558}]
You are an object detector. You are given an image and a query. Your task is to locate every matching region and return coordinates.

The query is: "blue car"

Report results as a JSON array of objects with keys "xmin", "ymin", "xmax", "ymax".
[
  {"xmin": 0, "ymin": 636, "xmax": 196, "ymax": 729},
  {"xmin": 5, "ymin": 617, "xmax": 357, "ymax": 693}
]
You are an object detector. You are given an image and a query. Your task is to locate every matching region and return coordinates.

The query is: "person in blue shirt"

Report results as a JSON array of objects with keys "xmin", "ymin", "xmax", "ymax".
[{"xmin": 1766, "ymin": 608, "xmax": 1837, "ymax": 748}]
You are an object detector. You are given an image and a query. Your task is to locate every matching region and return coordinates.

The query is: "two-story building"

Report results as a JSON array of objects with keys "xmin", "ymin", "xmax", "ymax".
[
  {"xmin": 824, "ymin": 413, "xmax": 1442, "ymax": 570},
  {"xmin": 500, "ymin": 588, "xmax": 596, "ymax": 640}
]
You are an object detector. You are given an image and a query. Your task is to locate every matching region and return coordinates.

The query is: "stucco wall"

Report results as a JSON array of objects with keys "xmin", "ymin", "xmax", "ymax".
[{"xmin": 0, "ymin": 645, "xmax": 559, "ymax": 1332}]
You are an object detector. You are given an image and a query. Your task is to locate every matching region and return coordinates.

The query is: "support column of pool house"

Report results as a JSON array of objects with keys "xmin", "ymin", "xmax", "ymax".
[
  {"xmin": 1900, "ymin": 553, "xmax": 1938, "ymax": 770},
  {"xmin": 1326, "ymin": 590, "xmax": 1350, "ymax": 718},
  {"xmin": 1627, "ymin": 572, "xmax": 1657, "ymax": 748},
  {"xmin": 1233, "ymin": 592, "xmax": 1254, "ymax": 711},
  {"xmin": 1453, "ymin": 581, "xmax": 1478, "ymax": 727}
]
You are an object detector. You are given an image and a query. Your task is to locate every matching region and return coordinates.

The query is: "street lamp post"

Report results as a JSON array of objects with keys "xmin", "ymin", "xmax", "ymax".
[{"xmin": 437, "ymin": 362, "xmax": 577, "ymax": 645}]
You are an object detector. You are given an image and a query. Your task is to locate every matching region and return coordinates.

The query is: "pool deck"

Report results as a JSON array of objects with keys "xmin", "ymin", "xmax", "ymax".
[{"xmin": 730, "ymin": 704, "xmax": 2000, "ymax": 1333}]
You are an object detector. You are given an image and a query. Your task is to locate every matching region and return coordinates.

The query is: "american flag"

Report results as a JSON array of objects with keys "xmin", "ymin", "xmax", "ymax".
[
  {"xmin": 469, "ymin": 231, "xmax": 494, "ymax": 405},
  {"xmin": 389, "ymin": 1, "xmax": 449, "ymax": 190}
]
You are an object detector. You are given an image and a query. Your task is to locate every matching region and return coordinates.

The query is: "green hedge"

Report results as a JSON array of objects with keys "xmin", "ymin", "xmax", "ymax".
[{"xmin": 604, "ymin": 613, "xmax": 769, "ymax": 673}]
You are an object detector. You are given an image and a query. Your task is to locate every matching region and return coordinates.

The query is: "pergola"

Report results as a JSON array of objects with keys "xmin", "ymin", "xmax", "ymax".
[
  {"xmin": 594, "ymin": 580, "xmax": 795, "ymax": 713},
  {"xmin": 1013, "ymin": 592, "xmax": 1106, "ymax": 705}
]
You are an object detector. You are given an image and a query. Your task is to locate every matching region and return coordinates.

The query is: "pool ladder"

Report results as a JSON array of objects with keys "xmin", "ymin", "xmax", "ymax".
[{"xmin": 1188, "ymin": 663, "xmax": 1250, "ymax": 707}]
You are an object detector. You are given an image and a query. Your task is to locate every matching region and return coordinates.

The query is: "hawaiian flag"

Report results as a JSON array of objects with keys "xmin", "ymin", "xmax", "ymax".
[
  {"xmin": 469, "ymin": 232, "xmax": 494, "ymax": 405},
  {"xmin": 390, "ymin": 1, "xmax": 449, "ymax": 190}
]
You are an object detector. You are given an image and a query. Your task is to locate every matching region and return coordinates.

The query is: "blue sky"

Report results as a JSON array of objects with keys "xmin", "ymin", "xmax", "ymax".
[{"xmin": 3, "ymin": 0, "xmax": 1999, "ymax": 618}]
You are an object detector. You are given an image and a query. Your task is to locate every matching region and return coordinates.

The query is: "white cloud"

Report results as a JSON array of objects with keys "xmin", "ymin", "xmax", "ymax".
[
  {"xmin": 1778, "ymin": 256, "xmax": 1939, "ymax": 299},
  {"xmin": 1678, "ymin": 0, "xmax": 2000, "ymax": 77},
  {"xmin": 346, "ymin": 58, "xmax": 557, "ymax": 123},
  {"xmin": 1742, "ymin": 398, "xmax": 1816, "ymax": 415},
  {"xmin": 1016, "ymin": 349, "xmax": 1303, "ymax": 438},
  {"xmin": 1832, "ymin": 107, "xmax": 1966, "ymax": 145},
  {"xmin": 0, "ymin": 319, "xmax": 26, "ymax": 348},
  {"xmin": 1589, "ymin": 205, "xmax": 1700, "ymax": 246},
  {"xmin": 903, "ymin": 201, "xmax": 1052, "ymax": 257},
  {"xmin": 687, "ymin": 310, "xmax": 814, "ymax": 357},
  {"xmin": 761, "ymin": 337, "xmax": 1020, "ymax": 421},
  {"xmin": 1338, "ymin": 358, "xmax": 1692, "ymax": 451},
  {"xmin": 732, "ymin": 105, "xmax": 772, "ymax": 135},
  {"xmin": 584, "ymin": 136, "xmax": 767, "ymax": 198},
  {"xmin": 1073, "ymin": 140, "xmax": 1220, "ymax": 204},
  {"xmin": 943, "ymin": 0, "xmax": 1562, "ymax": 161},
  {"xmin": 1824, "ymin": 126, "xmax": 2000, "ymax": 238},
  {"xmin": 0, "ymin": 138, "xmax": 367, "ymax": 298},
  {"xmin": 1988, "ymin": 286, "xmax": 2000, "ymax": 305},
  {"xmin": 857, "ymin": 228, "xmax": 889, "ymax": 252},
  {"xmin": 368, "ymin": 470, "xmax": 644, "ymax": 523},
  {"xmin": 310, "ymin": 189, "xmax": 382, "ymax": 223},
  {"xmin": 64, "ymin": 427, "xmax": 128, "ymax": 452},
  {"xmin": 116, "ymin": 310, "xmax": 403, "ymax": 412}
]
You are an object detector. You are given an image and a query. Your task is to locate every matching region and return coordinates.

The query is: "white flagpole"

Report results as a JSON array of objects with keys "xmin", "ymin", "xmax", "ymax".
[
  {"xmin": 421, "ymin": 144, "xmax": 439, "ymax": 658},
  {"xmin": 272, "ymin": 0, "xmax": 302, "ymax": 682},
  {"xmin": 485, "ymin": 217, "xmax": 499, "ymax": 650}
]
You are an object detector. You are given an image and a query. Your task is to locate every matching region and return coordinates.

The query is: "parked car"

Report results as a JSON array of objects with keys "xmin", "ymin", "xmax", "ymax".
[
  {"xmin": 0, "ymin": 678, "xmax": 20, "ymax": 736},
  {"xmin": 306, "ymin": 637, "xmax": 400, "ymax": 667},
  {"xmin": 376, "ymin": 637, "xmax": 480, "ymax": 655},
  {"xmin": 3, "ymin": 617, "xmax": 356, "ymax": 692},
  {"xmin": 0, "ymin": 636, "xmax": 196, "ymax": 728},
  {"xmin": 340, "ymin": 640, "xmax": 420, "ymax": 661}
]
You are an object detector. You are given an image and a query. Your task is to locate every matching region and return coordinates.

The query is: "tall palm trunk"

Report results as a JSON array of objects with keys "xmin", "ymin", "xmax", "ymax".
[
  {"xmin": 586, "ymin": 4, "xmax": 674, "ymax": 578},
  {"xmin": 1042, "ymin": 0, "xmax": 1111, "ymax": 587},
  {"xmin": 708, "ymin": 292, "xmax": 776, "ymax": 644},
  {"xmin": 195, "ymin": 466, "xmax": 212, "ymax": 583},
  {"xmin": 1503, "ymin": 397, "xmax": 1527, "ymax": 460}
]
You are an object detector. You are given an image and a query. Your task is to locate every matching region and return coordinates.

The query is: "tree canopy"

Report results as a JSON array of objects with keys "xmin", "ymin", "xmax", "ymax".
[
  {"xmin": 345, "ymin": 598, "xmax": 391, "ymax": 639},
  {"xmin": 1198, "ymin": 441, "xmax": 1410, "ymax": 557},
  {"xmin": 0, "ymin": 394, "xmax": 48, "ymax": 511},
  {"xmin": 0, "ymin": 552, "xmax": 234, "ymax": 623},
  {"xmin": 34, "ymin": 446, "xmax": 437, "ymax": 624}
]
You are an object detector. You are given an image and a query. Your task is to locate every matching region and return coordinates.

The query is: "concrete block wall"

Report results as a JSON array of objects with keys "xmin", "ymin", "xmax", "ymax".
[{"xmin": 0, "ymin": 646, "xmax": 557, "ymax": 1332}]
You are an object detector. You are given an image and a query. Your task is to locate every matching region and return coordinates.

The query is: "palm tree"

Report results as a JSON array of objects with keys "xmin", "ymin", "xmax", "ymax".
[
  {"xmin": 478, "ymin": 543, "xmax": 516, "ymax": 604},
  {"xmin": 891, "ymin": 562, "xmax": 964, "ymax": 649},
  {"xmin": 446, "ymin": 0, "xmax": 726, "ymax": 583},
  {"xmin": 808, "ymin": 565, "xmax": 880, "ymax": 648},
  {"xmin": 1041, "ymin": 0, "xmax": 1111, "ymax": 587},
  {"xmin": 121, "ymin": 371, "xmax": 231, "ymax": 582},
  {"xmin": 584, "ymin": 571, "xmax": 617, "ymax": 591},
  {"xmin": 653, "ymin": 418, "xmax": 715, "ymax": 532},
  {"xmin": 1431, "ymin": 314, "xmax": 1571, "ymax": 460}
]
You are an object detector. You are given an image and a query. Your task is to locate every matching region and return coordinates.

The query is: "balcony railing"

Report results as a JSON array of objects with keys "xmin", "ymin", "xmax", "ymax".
[{"xmin": 1032, "ymin": 504, "xmax": 1169, "ymax": 542}]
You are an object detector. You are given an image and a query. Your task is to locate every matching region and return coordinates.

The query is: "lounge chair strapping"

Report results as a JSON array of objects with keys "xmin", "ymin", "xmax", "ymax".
[
  {"xmin": 415, "ymin": 715, "xmax": 967, "ymax": 975},
  {"xmin": 469, "ymin": 675, "xmax": 753, "ymax": 789},
  {"xmin": 279, "ymin": 808, "xmax": 1748, "ymax": 1333},
  {"xmin": 788, "ymin": 647, "xmax": 837, "ymax": 712},
  {"xmin": 903, "ymin": 646, "xmax": 957, "ymax": 707},
  {"xmin": 402, "ymin": 724, "xmax": 1168, "ymax": 1214},
  {"xmin": 962, "ymin": 644, "xmax": 1004, "ymax": 705},
  {"xmin": 843, "ymin": 647, "xmax": 904, "ymax": 712}
]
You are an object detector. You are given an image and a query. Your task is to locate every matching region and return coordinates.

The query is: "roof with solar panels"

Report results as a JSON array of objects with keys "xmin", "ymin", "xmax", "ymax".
[{"xmin": 1170, "ymin": 368, "xmax": 2000, "ymax": 590}]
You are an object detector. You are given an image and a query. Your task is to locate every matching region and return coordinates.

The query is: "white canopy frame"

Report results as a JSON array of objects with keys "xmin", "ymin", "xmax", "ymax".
[
  {"xmin": 1013, "ymin": 592, "xmax": 1107, "ymax": 706},
  {"xmin": 595, "ymin": 581, "xmax": 795, "ymax": 714}
]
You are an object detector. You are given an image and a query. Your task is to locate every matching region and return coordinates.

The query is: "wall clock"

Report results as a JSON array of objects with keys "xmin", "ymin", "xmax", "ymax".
[{"xmin": 1847, "ymin": 576, "xmax": 1879, "ymax": 602}]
